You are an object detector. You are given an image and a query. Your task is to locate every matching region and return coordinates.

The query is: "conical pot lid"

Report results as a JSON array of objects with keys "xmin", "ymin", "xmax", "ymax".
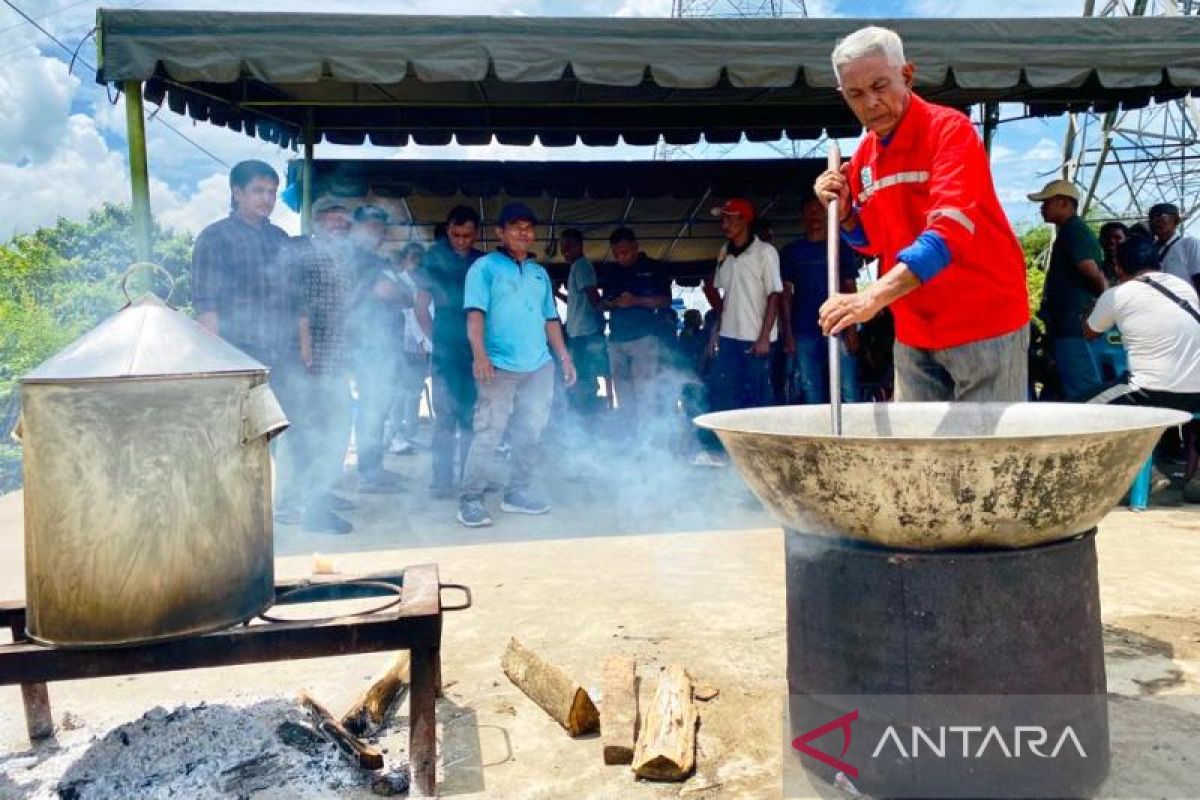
[{"xmin": 22, "ymin": 293, "xmax": 266, "ymax": 383}]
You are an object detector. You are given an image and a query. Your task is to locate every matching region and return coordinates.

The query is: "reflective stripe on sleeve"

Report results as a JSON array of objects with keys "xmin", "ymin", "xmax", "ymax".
[
  {"xmin": 927, "ymin": 207, "xmax": 976, "ymax": 235},
  {"xmin": 859, "ymin": 170, "xmax": 930, "ymax": 203}
]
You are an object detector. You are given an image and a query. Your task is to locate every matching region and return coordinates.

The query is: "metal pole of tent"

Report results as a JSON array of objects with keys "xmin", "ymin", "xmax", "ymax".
[
  {"xmin": 123, "ymin": 81, "xmax": 152, "ymax": 263},
  {"xmin": 302, "ymin": 110, "xmax": 315, "ymax": 235}
]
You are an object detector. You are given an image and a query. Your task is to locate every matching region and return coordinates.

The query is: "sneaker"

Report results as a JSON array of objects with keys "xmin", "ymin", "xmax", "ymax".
[
  {"xmin": 273, "ymin": 506, "xmax": 302, "ymax": 525},
  {"xmin": 691, "ymin": 451, "xmax": 728, "ymax": 468},
  {"xmin": 389, "ymin": 437, "xmax": 416, "ymax": 456},
  {"xmin": 495, "ymin": 442, "xmax": 511, "ymax": 458},
  {"xmin": 301, "ymin": 507, "xmax": 353, "ymax": 535},
  {"xmin": 457, "ymin": 496, "xmax": 492, "ymax": 527},
  {"xmin": 500, "ymin": 490, "xmax": 550, "ymax": 515}
]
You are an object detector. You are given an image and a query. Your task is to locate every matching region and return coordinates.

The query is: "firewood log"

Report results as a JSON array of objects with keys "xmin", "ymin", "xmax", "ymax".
[
  {"xmin": 341, "ymin": 653, "xmax": 410, "ymax": 736},
  {"xmin": 601, "ymin": 655, "xmax": 638, "ymax": 764},
  {"xmin": 299, "ymin": 691, "xmax": 384, "ymax": 770},
  {"xmin": 632, "ymin": 665, "xmax": 697, "ymax": 781},
  {"xmin": 500, "ymin": 638, "xmax": 599, "ymax": 736}
]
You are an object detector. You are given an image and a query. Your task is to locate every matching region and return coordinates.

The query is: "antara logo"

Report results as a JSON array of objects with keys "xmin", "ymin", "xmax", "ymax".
[
  {"xmin": 792, "ymin": 710, "xmax": 1088, "ymax": 777},
  {"xmin": 791, "ymin": 710, "xmax": 859, "ymax": 778}
]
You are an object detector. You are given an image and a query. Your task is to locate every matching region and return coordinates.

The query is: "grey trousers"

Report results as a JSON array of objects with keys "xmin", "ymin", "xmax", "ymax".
[
  {"xmin": 460, "ymin": 361, "xmax": 555, "ymax": 498},
  {"xmin": 893, "ymin": 326, "xmax": 1030, "ymax": 403},
  {"xmin": 608, "ymin": 335, "xmax": 662, "ymax": 437}
]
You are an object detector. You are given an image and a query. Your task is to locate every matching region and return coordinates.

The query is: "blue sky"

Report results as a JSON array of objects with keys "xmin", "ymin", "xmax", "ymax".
[{"xmin": 0, "ymin": 0, "xmax": 1088, "ymax": 240}]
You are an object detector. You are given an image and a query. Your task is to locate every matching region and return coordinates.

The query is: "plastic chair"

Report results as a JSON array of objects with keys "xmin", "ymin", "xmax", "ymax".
[{"xmin": 1129, "ymin": 411, "xmax": 1200, "ymax": 511}]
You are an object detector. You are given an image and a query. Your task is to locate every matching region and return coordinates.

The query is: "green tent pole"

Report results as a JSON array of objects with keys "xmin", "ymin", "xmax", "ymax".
[
  {"xmin": 123, "ymin": 80, "xmax": 152, "ymax": 262},
  {"xmin": 302, "ymin": 110, "xmax": 315, "ymax": 235}
]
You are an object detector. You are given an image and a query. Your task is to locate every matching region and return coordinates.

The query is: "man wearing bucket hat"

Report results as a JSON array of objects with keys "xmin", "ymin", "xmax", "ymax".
[
  {"xmin": 814, "ymin": 26, "xmax": 1029, "ymax": 402},
  {"xmin": 1028, "ymin": 179, "xmax": 1108, "ymax": 401}
]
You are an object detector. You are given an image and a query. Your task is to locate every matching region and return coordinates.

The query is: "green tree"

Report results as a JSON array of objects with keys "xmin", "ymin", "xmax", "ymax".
[{"xmin": 1, "ymin": 206, "xmax": 194, "ymax": 492}]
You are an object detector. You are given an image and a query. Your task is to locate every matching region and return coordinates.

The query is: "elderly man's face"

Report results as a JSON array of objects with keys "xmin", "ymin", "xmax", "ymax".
[
  {"xmin": 1150, "ymin": 213, "xmax": 1179, "ymax": 242},
  {"xmin": 315, "ymin": 209, "xmax": 351, "ymax": 237},
  {"xmin": 838, "ymin": 53, "xmax": 914, "ymax": 138}
]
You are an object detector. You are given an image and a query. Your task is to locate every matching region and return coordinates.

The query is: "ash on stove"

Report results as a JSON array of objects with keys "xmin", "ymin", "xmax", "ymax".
[{"xmin": 1, "ymin": 699, "xmax": 397, "ymax": 800}]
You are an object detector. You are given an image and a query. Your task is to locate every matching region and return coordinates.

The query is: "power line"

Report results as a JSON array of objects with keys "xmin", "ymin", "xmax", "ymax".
[{"xmin": 1, "ymin": 0, "xmax": 230, "ymax": 170}]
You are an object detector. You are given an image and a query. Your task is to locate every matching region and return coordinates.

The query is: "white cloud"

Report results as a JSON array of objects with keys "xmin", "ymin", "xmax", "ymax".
[
  {"xmin": 0, "ymin": 114, "xmax": 131, "ymax": 240},
  {"xmin": 905, "ymin": 0, "xmax": 1083, "ymax": 16},
  {"xmin": 0, "ymin": 50, "xmax": 80, "ymax": 163},
  {"xmin": 613, "ymin": 0, "xmax": 672, "ymax": 17}
]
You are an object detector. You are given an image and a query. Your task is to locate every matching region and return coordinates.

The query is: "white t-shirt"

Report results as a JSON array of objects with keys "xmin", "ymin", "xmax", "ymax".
[
  {"xmin": 1086, "ymin": 272, "xmax": 1200, "ymax": 393},
  {"xmin": 714, "ymin": 237, "xmax": 784, "ymax": 343},
  {"xmin": 1158, "ymin": 233, "xmax": 1200, "ymax": 284}
]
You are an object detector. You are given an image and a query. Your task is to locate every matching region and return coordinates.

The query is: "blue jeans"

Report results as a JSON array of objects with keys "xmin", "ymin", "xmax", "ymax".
[
  {"xmin": 1053, "ymin": 336, "xmax": 1105, "ymax": 402},
  {"xmin": 790, "ymin": 336, "xmax": 860, "ymax": 404},
  {"xmin": 711, "ymin": 336, "xmax": 774, "ymax": 412}
]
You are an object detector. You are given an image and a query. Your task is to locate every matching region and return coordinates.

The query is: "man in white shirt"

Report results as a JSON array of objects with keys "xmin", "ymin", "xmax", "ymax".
[
  {"xmin": 1149, "ymin": 203, "xmax": 1200, "ymax": 296},
  {"xmin": 1084, "ymin": 234, "xmax": 1200, "ymax": 501},
  {"xmin": 707, "ymin": 197, "xmax": 784, "ymax": 411}
]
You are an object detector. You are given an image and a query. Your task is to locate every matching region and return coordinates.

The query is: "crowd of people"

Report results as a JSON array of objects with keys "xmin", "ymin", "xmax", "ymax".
[{"xmin": 191, "ymin": 25, "xmax": 1200, "ymax": 533}]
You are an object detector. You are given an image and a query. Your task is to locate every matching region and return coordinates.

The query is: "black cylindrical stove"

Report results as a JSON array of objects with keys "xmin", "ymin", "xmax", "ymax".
[{"xmin": 785, "ymin": 528, "xmax": 1110, "ymax": 798}]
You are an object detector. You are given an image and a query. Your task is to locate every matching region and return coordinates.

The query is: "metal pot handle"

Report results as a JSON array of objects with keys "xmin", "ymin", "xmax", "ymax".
[
  {"xmin": 121, "ymin": 262, "xmax": 176, "ymax": 307},
  {"xmin": 242, "ymin": 383, "xmax": 289, "ymax": 444}
]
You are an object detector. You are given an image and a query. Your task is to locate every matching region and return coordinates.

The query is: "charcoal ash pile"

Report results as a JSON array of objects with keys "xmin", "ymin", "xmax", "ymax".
[{"xmin": 0, "ymin": 699, "xmax": 403, "ymax": 799}]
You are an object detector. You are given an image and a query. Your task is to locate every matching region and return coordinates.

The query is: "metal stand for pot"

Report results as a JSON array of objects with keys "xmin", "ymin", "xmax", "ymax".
[{"xmin": 0, "ymin": 563, "xmax": 469, "ymax": 798}]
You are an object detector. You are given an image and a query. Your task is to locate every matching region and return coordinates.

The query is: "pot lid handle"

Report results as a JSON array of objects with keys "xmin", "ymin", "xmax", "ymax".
[{"xmin": 121, "ymin": 262, "xmax": 176, "ymax": 308}]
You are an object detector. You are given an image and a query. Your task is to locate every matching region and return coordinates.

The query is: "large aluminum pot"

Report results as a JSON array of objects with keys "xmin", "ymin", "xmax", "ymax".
[
  {"xmin": 696, "ymin": 402, "xmax": 1189, "ymax": 551},
  {"xmin": 19, "ymin": 290, "xmax": 288, "ymax": 647}
]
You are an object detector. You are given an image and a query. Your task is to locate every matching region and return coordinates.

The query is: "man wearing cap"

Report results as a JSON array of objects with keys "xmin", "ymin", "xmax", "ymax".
[
  {"xmin": 347, "ymin": 204, "xmax": 411, "ymax": 493},
  {"xmin": 1149, "ymin": 203, "xmax": 1200, "ymax": 296},
  {"xmin": 697, "ymin": 198, "xmax": 783, "ymax": 466},
  {"xmin": 601, "ymin": 227, "xmax": 674, "ymax": 442},
  {"xmin": 1029, "ymin": 179, "xmax": 1108, "ymax": 400},
  {"xmin": 814, "ymin": 26, "xmax": 1029, "ymax": 402},
  {"xmin": 414, "ymin": 205, "xmax": 485, "ymax": 499},
  {"xmin": 456, "ymin": 203, "xmax": 576, "ymax": 528}
]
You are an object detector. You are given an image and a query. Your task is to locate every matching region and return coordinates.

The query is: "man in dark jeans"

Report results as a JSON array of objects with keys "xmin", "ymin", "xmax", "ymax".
[
  {"xmin": 1029, "ymin": 179, "xmax": 1108, "ymax": 400},
  {"xmin": 779, "ymin": 197, "xmax": 861, "ymax": 405},
  {"xmin": 414, "ymin": 206, "xmax": 485, "ymax": 499},
  {"xmin": 279, "ymin": 199, "xmax": 359, "ymax": 534},
  {"xmin": 697, "ymin": 198, "xmax": 783, "ymax": 466},
  {"xmin": 348, "ymin": 204, "xmax": 410, "ymax": 493}
]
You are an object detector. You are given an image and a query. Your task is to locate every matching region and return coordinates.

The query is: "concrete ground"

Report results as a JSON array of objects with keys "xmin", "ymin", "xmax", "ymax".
[{"xmin": 0, "ymin": 436, "xmax": 1198, "ymax": 798}]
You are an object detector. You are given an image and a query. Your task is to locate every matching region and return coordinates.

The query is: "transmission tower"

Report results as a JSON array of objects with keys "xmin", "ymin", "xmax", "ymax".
[
  {"xmin": 671, "ymin": 0, "xmax": 808, "ymax": 16},
  {"xmin": 656, "ymin": 0, "xmax": 809, "ymax": 160},
  {"xmin": 1063, "ymin": 0, "xmax": 1200, "ymax": 229}
]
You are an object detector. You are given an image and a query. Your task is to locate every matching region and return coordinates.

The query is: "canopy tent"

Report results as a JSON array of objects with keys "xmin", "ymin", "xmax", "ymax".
[
  {"xmin": 282, "ymin": 158, "xmax": 825, "ymax": 281},
  {"xmin": 96, "ymin": 10, "xmax": 1200, "ymax": 150}
]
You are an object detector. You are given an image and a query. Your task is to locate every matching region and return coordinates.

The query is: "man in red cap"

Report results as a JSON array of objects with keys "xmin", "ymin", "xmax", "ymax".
[
  {"xmin": 814, "ymin": 26, "xmax": 1029, "ymax": 402},
  {"xmin": 695, "ymin": 197, "xmax": 783, "ymax": 465}
]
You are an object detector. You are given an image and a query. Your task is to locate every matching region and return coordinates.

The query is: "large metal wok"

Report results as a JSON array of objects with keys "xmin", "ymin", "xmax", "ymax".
[{"xmin": 696, "ymin": 402, "xmax": 1189, "ymax": 550}]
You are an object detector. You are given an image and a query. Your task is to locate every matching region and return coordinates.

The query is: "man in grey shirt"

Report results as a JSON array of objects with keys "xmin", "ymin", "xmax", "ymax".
[
  {"xmin": 1150, "ymin": 203, "xmax": 1200, "ymax": 296},
  {"xmin": 559, "ymin": 229, "xmax": 608, "ymax": 417}
]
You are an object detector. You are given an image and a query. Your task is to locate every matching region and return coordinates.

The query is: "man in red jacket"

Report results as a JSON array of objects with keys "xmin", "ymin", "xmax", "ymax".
[{"xmin": 814, "ymin": 26, "xmax": 1029, "ymax": 402}]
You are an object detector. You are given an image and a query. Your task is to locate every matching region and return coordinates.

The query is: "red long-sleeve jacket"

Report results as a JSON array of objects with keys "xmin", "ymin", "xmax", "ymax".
[{"xmin": 848, "ymin": 93, "xmax": 1029, "ymax": 350}]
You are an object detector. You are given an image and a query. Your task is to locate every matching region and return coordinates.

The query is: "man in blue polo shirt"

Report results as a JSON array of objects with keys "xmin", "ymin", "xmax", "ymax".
[{"xmin": 457, "ymin": 203, "xmax": 577, "ymax": 527}]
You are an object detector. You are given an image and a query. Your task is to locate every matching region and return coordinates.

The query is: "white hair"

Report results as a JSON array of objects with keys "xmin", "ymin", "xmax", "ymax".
[{"xmin": 831, "ymin": 26, "xmax": 907, "ymax": 82}]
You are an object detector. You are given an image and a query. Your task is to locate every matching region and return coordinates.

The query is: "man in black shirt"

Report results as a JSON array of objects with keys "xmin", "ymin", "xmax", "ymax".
[
  {"xmin": 601, "ymin": 227, "xmax": 673, "ymax": 443},
  {"xmin": 414, "ymin": 206, "xmax": 485, "ymax": 498}
]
